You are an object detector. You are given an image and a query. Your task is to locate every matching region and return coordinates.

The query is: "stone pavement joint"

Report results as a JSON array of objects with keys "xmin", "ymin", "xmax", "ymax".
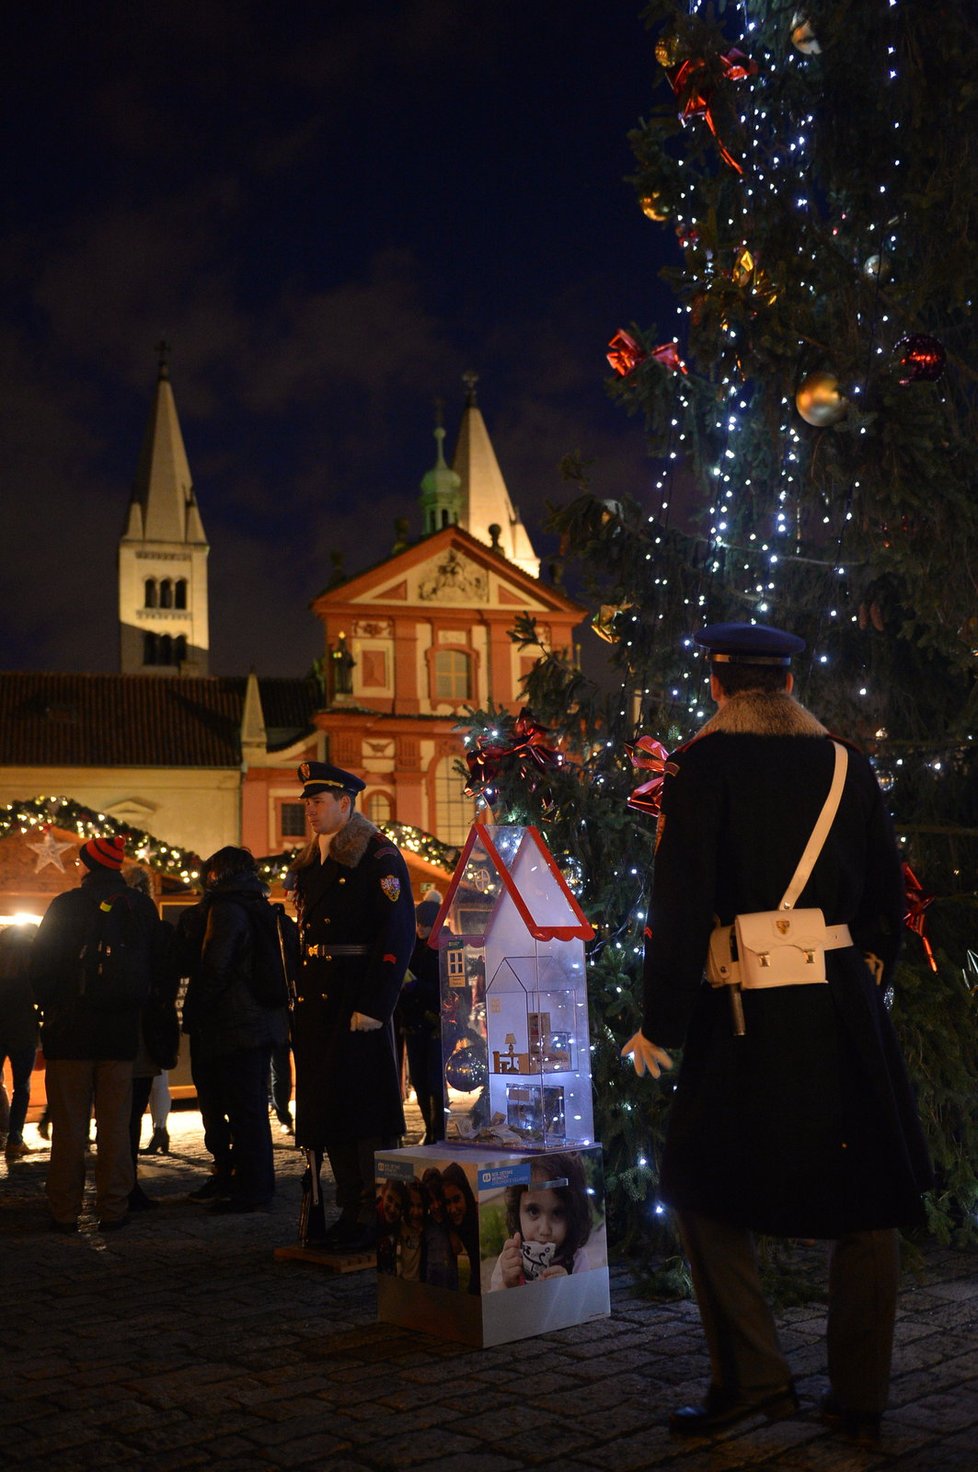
[{"xmin": 2, "ymin": 1104, "xmax": 977, "ymax": 1470}]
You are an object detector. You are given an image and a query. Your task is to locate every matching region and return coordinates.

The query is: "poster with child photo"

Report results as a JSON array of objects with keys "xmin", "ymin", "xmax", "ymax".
[{"xmin": 480, "ymin": 1149, "xmax": 607, "ymax": 1293}]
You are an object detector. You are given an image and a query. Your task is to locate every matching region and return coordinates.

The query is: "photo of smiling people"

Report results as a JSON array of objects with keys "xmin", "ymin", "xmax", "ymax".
[{"xmin": 483, "ymin": 1149, "xmax": 607, "ymax": 1292}]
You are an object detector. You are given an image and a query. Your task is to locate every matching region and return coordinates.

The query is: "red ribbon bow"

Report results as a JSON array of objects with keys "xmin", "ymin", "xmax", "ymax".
[
  {"xmin": 667, "ymin": 48, "xmax": 757, "ymax": 174},
  {"xmin": 608, "ymin": 330, "xmax": 688, "ymax": 378},
  {"xmin": 902, "ymin": 863, "xmax": 938, "ymax": 972},
  {"xmin": 626, "ymin": 736, "xmax": 671, "ymax": 817},
  {"xmin": 650, "ymin": 341, "xmax": 689, "ymax": 376},
  {"xmin": 464, "ymin": 709, "xmax": 562, "ymax": 804}
]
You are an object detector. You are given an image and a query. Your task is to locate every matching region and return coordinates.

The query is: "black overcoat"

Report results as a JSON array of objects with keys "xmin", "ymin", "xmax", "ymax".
[
  {"xmin": 642, "ymin": 691, "xmax": 933, "ymax": 1238},
  {"xmin": 292, "ymin": 813, "xmax": 415, "ymax": 1144}
]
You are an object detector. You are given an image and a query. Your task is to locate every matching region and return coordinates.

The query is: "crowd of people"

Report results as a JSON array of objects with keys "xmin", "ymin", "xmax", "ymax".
[
  {"xmin": 2, "ymin": 627, "xmax": 936, "ymax": 1447},
  {"xmin": 2, "ymin": 761, "xmax": 447, "ymax": 1241}
]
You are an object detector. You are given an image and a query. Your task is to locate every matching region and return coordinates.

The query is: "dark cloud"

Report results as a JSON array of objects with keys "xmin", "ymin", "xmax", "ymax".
[{"xmin": 1, "ymin": 1, "xmax": 669, "ymax": 677}]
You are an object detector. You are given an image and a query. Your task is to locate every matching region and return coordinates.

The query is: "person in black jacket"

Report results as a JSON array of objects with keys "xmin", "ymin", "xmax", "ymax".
[
  {"xmin": 397, "ymin": 897, "xmax": 446, "ymax": 1145},
  {"xmin": 177, "ymin": 847, "xmax": 289, "ymax": 1213},
  {"xmin": 30, "ymin": 835, "xmax": 159, "ymax": 1232},
  {"xmin": 623, "ymin": 623, "xmax": 932, "ymax": 1444}
]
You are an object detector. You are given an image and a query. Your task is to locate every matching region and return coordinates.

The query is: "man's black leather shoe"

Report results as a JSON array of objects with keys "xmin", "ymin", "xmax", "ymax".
[
  {"xmin": 819, "ymin": 1393, "xmax": 882, "ymax": 1445},
  {"xmin": 669, "ymin": 1384, "xmax": 799, "ymax": 1437}
]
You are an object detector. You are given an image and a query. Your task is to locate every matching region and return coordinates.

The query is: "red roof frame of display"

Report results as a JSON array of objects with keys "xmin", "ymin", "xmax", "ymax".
[{"xmin": 430, "ymin": 822, "xmax": 593, "ymax": 944}]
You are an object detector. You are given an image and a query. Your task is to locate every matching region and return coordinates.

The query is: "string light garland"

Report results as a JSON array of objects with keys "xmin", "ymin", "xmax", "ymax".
[{"xmin": 3, "ymin": 797, "xmax": 460, "ymax": 891}]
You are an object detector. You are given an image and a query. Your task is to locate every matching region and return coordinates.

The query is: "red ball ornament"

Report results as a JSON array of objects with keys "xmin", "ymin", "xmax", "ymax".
[{"xmin": 895, "ymin": 334, "xmax": 946, "ymax": 384}]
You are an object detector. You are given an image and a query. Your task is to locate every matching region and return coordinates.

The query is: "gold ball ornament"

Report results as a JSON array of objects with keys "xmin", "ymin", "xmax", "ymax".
[
  {"xmin": 796, "ymin": 371, "xmax": 848, "ymax": 427},
  {"xmin": 863, "ymin": 253, "xmax": 891, "ymax": 283}
]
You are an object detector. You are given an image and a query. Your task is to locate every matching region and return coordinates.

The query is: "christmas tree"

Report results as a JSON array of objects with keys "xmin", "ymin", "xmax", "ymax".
[{"xmin": 465, "ymin": 0, "xmax": 978, "ymax": 1259}]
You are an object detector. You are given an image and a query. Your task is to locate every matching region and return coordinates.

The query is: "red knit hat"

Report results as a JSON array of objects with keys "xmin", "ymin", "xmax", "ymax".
[{"xmin": 80, "ymin": 836, "xmax": 126, "ymax": 871}]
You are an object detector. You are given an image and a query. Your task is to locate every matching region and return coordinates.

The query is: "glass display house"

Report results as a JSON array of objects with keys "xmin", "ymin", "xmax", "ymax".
[{"xmin": 430, "ymin": 824, "xmax": 595, "ymax": 1151}]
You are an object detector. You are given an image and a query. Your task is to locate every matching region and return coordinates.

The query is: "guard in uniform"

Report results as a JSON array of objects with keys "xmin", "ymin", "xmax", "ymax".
[
  {"xmin": 291, "ymin": 762, "xmax": 415, "ymax": 1252},
  {"xmin": 623, "ymin": 623, "xmax": 932, "ymax": 1444}
]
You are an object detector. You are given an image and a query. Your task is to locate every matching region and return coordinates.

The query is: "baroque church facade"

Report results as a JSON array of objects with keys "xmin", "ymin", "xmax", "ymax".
[{"xmin": 0, "ymin": 356, "xmax": 584, "ymax": 918}]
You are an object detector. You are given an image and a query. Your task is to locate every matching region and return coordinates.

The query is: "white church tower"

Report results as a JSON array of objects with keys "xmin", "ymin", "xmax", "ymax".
[{"xmin": 118, "ymin": 344, "xmax": 209, "ymax": 675}]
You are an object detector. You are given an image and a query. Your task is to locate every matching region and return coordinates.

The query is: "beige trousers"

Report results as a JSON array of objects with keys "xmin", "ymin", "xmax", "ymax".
[{"xmin": 45, "ymin": 1058, "xmax": 134, "ymax": 1225}]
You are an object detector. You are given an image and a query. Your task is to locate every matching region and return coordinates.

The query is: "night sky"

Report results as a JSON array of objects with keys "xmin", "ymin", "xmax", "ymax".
[{"xmin": 2, "ymin": 1, "xmax": 675, "ymax": 678}]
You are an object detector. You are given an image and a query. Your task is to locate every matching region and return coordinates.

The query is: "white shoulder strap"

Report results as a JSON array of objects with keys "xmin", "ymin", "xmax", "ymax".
[{"xmin": 779, "ymin": 740, "xmax": 848, "ymax": 912}]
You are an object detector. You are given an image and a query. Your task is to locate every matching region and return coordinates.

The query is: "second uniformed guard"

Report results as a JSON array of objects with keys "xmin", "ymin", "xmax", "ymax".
[
  {"xmin": 622, "ymin": 622, "xmax": 932, "ymax": 1443},
  {"xmin": 289, "ymin": 761, "xmax": 415, "ymax": 1252}
]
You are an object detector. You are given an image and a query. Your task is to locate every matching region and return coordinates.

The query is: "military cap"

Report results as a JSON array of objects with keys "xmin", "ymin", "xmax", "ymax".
[
  {"xmin": 297, "ymin": 761, "xmax": 366, "ymax": 798},
  {"xmin": 694, "ymin": 621, "xmax": 805, "ymax": 666}
]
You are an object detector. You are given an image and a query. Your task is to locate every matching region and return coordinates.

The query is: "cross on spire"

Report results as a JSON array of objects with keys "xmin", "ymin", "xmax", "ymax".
[
  {"xmin": 155, "ymin": 337, "xmax": 171, "ymax": 380},
  {"xmin": 462, "ymin": 370, "xmax": 479, "ymax": 406}
]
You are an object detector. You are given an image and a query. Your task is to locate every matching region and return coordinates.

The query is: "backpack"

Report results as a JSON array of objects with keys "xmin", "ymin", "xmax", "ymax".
[
  {"xmin": 78, "ymin": 893, "xmax": 152, "ymax": 1012},
  {"xmin": 246, "ymin": 901, "xmax": 296, "ymax": 1008}
]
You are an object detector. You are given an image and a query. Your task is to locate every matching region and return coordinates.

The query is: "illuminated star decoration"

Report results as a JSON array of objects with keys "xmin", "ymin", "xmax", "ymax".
[{"xmin": 28, "ymin": 828, "xmax": 75, "ymax": 873}]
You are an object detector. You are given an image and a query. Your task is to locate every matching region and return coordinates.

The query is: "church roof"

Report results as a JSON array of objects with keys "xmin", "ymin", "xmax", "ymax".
[
  {"xmin": 0, "ymin": 672, "xmax": 317, "ymax": 768},
  {"xmin": 310, "ymin": 522, "xmax": 585, "ymax": 617}
]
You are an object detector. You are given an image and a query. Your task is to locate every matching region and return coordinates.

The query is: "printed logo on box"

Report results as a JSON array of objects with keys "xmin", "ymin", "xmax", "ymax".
[
  {"xmin": 376, "ymin": 1157, "xmax": 417, "ymax": 1180},
  {"xmin": 477, "ymin": 1163, "xmax": 531, "ymax": 1192}
]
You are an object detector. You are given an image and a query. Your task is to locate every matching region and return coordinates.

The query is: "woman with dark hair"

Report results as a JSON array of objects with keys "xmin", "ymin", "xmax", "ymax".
[
  {"xmin": 440, "ymin": 1160, "xmax": 481, "ymax": 1294},
  {"xmin": 177, "ymin": 847, "xmax": 289, "ymax": 1212}
]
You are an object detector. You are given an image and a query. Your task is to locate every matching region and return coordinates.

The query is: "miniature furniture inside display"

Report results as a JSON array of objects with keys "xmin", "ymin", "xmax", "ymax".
[{"xmin": 433, "ymin": 824, "xmax": 595, "ymax": 1150}]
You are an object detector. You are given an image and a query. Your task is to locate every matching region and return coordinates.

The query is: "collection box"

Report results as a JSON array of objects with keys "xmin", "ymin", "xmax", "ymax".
[
  {"xmin": 375, "ymin": 1143, "xmax": 609, "ymax": 1347},
  {"xmin": 434, "ymin": 824, "xmax": 595, "ymax": 1151}
]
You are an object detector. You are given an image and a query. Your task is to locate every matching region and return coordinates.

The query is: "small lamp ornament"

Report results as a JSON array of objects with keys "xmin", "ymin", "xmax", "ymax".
[{"xmin": 796, "ymin": 370, "xmax": 848, "ymax": 427}]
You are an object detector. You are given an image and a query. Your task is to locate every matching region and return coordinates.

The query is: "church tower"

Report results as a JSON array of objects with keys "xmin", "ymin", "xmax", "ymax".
[
  {"xmin": 118, "ymin": 344, "xmax": 210, "ymax": 675},
  {"xmin": 451, "ymin": 372, "xmax": 540, "ymax": 579},
  {"xmin": 419, "ymin": 402, "xmax": 462, "ymax": 535}
]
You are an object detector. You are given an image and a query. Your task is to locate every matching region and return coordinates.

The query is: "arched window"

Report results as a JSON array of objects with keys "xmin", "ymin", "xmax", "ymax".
[
  {"xmin": 174, "ymin": 579, "xmax": 188, "ymax": 610},
  {"xmin": 365, "ymin": 791, "xmax": 393, "ymax": 826},
  {"xmin": 434, "ymin": 650, "xmax": 471, "ymax": 702},
  {"xmin": 159, "ymin": 634, "xmax": 173, "ymax": 664},
  {"xmin": 434, "ymin": 754, "xmax": 476, "ymax": 846},
  {"xmin": 143, "ymin": 633, "xmax": 158, "ymax": 664},
  {"xmin": 160, "ymin": 579, "xmax": 173, "ymax": 609},
  {"xmin": 174, "ymin": 635, "xmax": 187, "ymax": 664},
  {"xmin": 144, "ymin": 578, "xmax": 157, "ymax": 609}
]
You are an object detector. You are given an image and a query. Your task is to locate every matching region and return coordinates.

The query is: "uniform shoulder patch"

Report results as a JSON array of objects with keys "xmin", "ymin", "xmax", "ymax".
[{"xmin": 380, "ymin": 875, "xmax": 401, "ymax": 902}]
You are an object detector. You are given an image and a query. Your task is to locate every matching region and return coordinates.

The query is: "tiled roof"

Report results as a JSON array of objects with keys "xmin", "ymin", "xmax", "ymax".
[{"xmin": 0, "ymin": 673, "xmax": 318, "ymax": 768}]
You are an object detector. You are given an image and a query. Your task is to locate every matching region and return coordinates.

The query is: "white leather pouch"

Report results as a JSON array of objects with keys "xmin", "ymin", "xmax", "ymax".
[{"xmin": 734, "ymin": 908, "xmax": 829, "ymax": 988}]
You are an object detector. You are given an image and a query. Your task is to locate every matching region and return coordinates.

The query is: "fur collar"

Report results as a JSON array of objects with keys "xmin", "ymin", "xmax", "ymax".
[
  {"xmin": 697, "ymin": 691, "xmax": 828, "ymax": 739},
  {"xmin": 329, "ymin": 811, "xmax": 378, "ymax": 869}
]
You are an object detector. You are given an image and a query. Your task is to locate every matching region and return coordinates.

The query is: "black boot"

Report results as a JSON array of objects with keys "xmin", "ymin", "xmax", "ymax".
[{"xmin": 139, "ymin": 1126, "xmax": 170, "ymax": 1156}]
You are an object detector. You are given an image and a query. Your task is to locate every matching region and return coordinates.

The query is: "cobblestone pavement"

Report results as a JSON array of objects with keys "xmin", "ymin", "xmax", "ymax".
[{"xmin": 2, "ymin": 1102, "xmax": 977, "ymax": 1472}]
